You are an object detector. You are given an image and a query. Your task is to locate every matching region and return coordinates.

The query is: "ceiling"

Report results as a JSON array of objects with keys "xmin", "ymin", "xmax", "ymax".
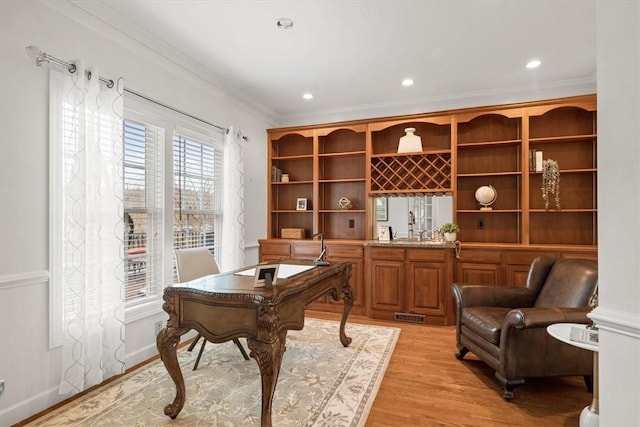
[{"xmin": 75, "ymin": 1, "xmax": 596, "ymax": 125}]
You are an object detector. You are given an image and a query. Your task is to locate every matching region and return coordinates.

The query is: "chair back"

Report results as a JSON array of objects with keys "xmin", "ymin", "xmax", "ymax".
[
  {"xmin": 534, "ymin": 258, "xmax": 598, "ymax": 308},
  {"xmin": 175, "ymin": 247, "xmax": 220, "ymax": 282}
]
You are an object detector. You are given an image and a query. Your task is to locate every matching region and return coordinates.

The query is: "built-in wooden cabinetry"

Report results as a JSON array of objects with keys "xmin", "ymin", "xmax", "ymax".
[
  {"xmin": 454, "ymin": 97, "xmax": 597, "ymax": 246},
  {"xmin": 268, "ymin": 130, "xmax": 315, "ymax": 238},
  {"xmin": 369, "ymin": 118, "xmax": 452, "ymax": 195},
  {"xmin": 366, "ymin": 245, "xmax": 455, "ymax": 325},
  {"xmin": 455, "ymin": 111, "xmax": 523, "ymax": 243},
  {"xmin": 261, "ymin": 95, "xmax": 598, "ymax": 327},
  {"xmin": 268, "ymin": 125, "xmax": 367, "ymax": 240},
  {"xmin": 259, "ymin": 239, "xmax": 366, "ymax": 315},
  {"xmin": 527, "ymin": 105, "xmax": 597, "ymax": 245},
  {"xmin": 456, "ymin": 245, "xmax": 598, "ymax": 288}
]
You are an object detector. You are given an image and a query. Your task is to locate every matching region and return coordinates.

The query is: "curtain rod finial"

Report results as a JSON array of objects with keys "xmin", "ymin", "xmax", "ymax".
[{"xmin": 25, "ymin": 45, "xmax": 42, "ymax": 58}]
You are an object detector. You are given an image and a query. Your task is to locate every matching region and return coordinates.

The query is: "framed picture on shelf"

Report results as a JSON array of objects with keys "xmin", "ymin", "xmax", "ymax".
[
  {"xmin": 378, "ymin": 225, "xmax": 393, "ymax": 241},
  {"xmin": 296, "ymin": 198, "xmax": 307, "ymax": 211},
  {"xmin": 376, "ymin": 197, "xmax": 388, "ymax": 221}
]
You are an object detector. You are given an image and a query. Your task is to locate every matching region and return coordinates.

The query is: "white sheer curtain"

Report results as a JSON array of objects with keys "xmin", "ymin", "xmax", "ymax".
[
  {"xmin": 220, "ymin": 127, "xmax": 245, "ymax": 271},
  {"xmin": 49, "ymin": 62, "xmax": 126, "ymax": 395}
]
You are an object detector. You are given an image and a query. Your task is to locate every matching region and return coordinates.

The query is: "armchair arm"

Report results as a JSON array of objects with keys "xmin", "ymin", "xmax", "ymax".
[
  {"xmin": 503, "ymin": 307, "xmax": 591, "ymax": 329},
  {"xmin": 450, "ymin": 283, "xmax": 536, "ymax": 309}
]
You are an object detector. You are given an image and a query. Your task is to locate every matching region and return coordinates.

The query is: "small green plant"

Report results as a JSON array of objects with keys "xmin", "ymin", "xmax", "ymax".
[{"xmin": 439, "ymin": 223, "xmax": 459, "ymax": 234}]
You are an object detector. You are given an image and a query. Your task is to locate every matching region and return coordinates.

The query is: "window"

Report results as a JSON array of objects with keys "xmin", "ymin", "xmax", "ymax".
[
  {"xmin": 172, "ymin": 134, "xmax": 223, "ymax": 271},
  {"xmin": 409, "ymin": 195, "xmax": 434, "ymax": 236},
  {"xmin": 123, "ymin": 105, "xmax": 224, "ymax": 306},
  {"xmin": 123, "ymin": 119, "xmax": 164, "ymax": 302}
]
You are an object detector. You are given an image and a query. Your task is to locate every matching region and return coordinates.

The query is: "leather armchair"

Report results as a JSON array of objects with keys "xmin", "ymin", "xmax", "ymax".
[{"xmin": 450, "ymin": 256, "xmax": 598, "ymax": 399}]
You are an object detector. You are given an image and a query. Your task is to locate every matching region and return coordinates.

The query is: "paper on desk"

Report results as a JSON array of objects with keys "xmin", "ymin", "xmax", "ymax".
[{"xmin": 235, "ymin": 264, "xmax": 315, "ymax": 279}]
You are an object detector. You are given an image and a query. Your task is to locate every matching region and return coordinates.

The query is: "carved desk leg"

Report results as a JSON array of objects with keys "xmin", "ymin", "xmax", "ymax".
[
  {"xmin": 247, "ymin": 307, "xmax": 288, "ymax": 427},
  {"xmin": 339, "ymin": 264, "xmax": 353, "ymax": 347},
  {"xmin": 157, "ymin": 294, "xmax": 189, "ymax": 419}
]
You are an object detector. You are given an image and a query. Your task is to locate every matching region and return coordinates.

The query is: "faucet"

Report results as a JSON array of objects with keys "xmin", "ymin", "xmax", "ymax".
[{"xmin": 408, "ymin": 211, "xmax": 415, "ymax": 240}]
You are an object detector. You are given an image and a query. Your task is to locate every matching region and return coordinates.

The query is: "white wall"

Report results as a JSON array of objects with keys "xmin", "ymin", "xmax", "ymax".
[
  {"xmin": 593, "ymin": 2, "xmax": 640, "ymax": 426},
  {"xmin": 0, "ymin": 1, "xmax": 270, "ymax": 425}
]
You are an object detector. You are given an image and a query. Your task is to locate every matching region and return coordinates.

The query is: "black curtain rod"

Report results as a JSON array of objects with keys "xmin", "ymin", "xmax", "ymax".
[
  {"xmin": 25, "ymin": 45, "xmax": 238, "ymax": 136},
  {"xmin": 122, "ymin": 88, "xmax": 227, "ymax": 133}
]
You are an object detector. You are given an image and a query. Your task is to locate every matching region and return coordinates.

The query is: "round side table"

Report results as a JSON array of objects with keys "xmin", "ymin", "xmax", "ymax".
[{"xmin": 547, "ymin": 323, "xmax": 599, "ymax": 427}]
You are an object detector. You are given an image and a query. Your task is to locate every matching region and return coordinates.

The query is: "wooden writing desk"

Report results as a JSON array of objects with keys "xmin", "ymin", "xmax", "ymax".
[{"xmin": 156, "ymin": 261, "xmax": 353, "ymax": 426}]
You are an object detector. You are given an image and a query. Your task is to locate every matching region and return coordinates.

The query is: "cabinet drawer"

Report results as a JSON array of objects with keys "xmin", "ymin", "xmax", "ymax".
[
  {"xmin": 562, "ymin": 252, "xmax": 598, "ymax": 261},
  {"xmin": 369, "ymin": 247, "xmax": 405, "ymax": 261},
  {"xmin": 260, "ymin": 242, "xmax": 290, "ymax": 256},
  {"xmin": 407, "ymin": 248, "xmax": 447, "ymax": 262},
  {"xmin": 291, "ymin": 243, "xmax": 320, "ymax": 259},
  {"xmin": 457, "ymin": 250, "xmax": 502, "ymax": 263},
  {"xmin": 507, "ymin": 251, "xmax": 558, "ymax": 265},
  {"xmin": 327, "ymin": 245, "xmax": 363, "ymax": 259}
]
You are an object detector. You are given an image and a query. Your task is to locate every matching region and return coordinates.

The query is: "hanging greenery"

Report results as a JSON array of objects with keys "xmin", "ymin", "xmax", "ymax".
[{"xmin": 542, "ymin": 159, "xmax": 560, "ymax": 209}]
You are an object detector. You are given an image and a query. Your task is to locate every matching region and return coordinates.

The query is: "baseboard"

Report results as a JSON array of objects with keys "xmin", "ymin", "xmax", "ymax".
[{"xmin": 0, "ymin": 383, "xmax": 60, "ymax": 427}]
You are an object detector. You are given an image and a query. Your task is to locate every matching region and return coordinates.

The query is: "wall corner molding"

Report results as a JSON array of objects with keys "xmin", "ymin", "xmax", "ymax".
[{"xmin": 589, "ymin": 306, "xmax": 640, "ymax": 339}]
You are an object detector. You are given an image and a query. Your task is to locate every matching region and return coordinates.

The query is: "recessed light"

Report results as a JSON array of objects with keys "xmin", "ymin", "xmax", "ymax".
[
  {"xmin": 277, "ymin": 17, "xmax": 294, "ymax": 30},
  {"xmin": 402, "ymin": 78, "xmax": 414, "ymax": 87},
  {"xmin": 526, "ymin": 59, "xmax": 541, "ymax": 69},
  {"xmin": 302, "ymin": 93, "xmax": 313, "ymax": 100}
]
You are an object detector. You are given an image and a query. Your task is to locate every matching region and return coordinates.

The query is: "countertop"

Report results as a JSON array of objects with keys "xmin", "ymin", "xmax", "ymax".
[{"xmin": 365, "ymin": 239, "xmax": 456, "ymax": 249}]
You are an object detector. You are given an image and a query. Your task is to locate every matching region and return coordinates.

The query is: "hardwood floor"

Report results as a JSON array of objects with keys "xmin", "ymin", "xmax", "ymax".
[
  {"xmin": 18, "ymin": 311, "xmax": 590, "ymax": 426},
  {"xmin": 308, "ymin": 311, "xmax": 590, "ymax": 427}
]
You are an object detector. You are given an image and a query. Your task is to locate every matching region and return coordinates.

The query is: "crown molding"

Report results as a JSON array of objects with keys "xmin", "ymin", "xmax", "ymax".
[
  {"xmin": 42, "ymin": 0, "xmax": 278, "ymax": 124},
  {"xmin": 276, "ymin": 75, "xmax": 597, "ymax": 127}
]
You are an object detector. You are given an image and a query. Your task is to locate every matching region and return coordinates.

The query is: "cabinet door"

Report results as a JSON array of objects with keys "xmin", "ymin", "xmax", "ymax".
[
  {"xmin": 370, "ymin": 259, "xmax": 405, "ymax": 313},
  {"xmin": 506, "ymin": 265, "xmax": 531, "ymax": 287},
  {"xmin": 322, "ymin": 256, "xmax": 364, "ymax": 313},
  {"xmin": 307, "ymin": 244, "xmax": 365, "ymax": 315},
  {"xmin": 407, "ymin": 261, "xmax": 447, "ymax": 320}
]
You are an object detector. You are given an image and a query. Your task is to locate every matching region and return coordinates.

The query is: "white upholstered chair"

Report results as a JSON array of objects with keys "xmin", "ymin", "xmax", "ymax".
[{"xmin": 174, "ymin": 247, "xmax": 250, "ymax": 370}]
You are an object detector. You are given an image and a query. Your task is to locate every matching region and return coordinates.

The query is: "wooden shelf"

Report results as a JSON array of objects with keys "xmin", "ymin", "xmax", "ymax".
[
  {"xmin": 319, "ymin": 151, "xmax": 366, "ymax": 158},
  {"xmin": 370, "ymin": 148, "xmax": 451, "ymax": 158},
  {"xmin": 457, "ymin": 209, "xmax": 522, "ymax": 213},
  {"xmin": 529, "ymin": 168, "xmax": 597, "ymax": 174},
  {"xmin": 529, "ymin": 134, "xmax": 596, "ymax": 144},
  {"xmin": 319, "ymin": 178, "xmax": 366, "ymax": 183},
  {"xmin": 267, "ymin": 95, "xmax": 597, "ymax": 247},
  {"xmin": 271, "ymin": 180, "xmax": 314, "ymax": 185},
  {"xmin": 527, "ymin": 104, "xmax": 597, "ymax": 245},
  {"xmin": 529, "ymin": 209, "xmax": 597, "ymax": 213},
  {"xmin": 268, "ymin": 126, "xmax": 366, "ymax": 240},
  {"xmin": 457, "ymin": 139, "xmax": 521, "ymax": 148},
  {"xmin": 319, "ymin": 209, "xmax": 366, "ymax": 213},
  {"xmin": 272, "ymin": 154, "xmax": 314, "ymax": 160},
  {"xmin": 458, "ymin": 171, "xmax": 522, "ymax": 177}
]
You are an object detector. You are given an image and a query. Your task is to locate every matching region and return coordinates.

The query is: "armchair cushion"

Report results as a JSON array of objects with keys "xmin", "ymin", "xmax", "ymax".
[
  {"xmin": 534, "ymin": 259, "xmax": 598, "ymax": 307},
  {"xmin": 462, "ymin": 307, "xmax": 512, "ymax": 344}
]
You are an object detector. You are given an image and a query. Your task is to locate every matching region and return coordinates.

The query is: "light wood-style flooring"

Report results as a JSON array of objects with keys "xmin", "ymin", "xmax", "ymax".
[
  {"xmin": 309, "ymin": 311, "xmax": 590, "ymax": 427},
  {"xmin": 18, "ymin": 311, "xmax": 591, "ymax": 426}
]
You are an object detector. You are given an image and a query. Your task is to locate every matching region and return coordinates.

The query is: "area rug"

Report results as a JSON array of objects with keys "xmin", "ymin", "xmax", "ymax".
[{"xmin": 27, "ymin": 318, "xmax": 400, "ymax": 426}]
